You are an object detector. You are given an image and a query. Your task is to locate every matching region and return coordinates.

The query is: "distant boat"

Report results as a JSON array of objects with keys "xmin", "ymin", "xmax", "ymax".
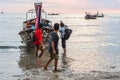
[
  {"xmin": 85, "ymin": 11, "xmax": 104, "ymax": 19},
  {"xmin": 48, "ymin": 13, "xmax": 59, "ymax": 15},
  {"xmin": 96, "ymin": 13, "xmax": 104, "ymax": 17},
  {"xmin": 1, "ymin": 11, "xmax": 4, "ymax": 14},
  {"xmin": 97, "ymin": 14, "xmax": 104, "ymax": 17},
  {"xmin": 85, "ymin": 15, "xmax": 97, "ymax": 19},
  {"xmin": 96, "ymin": 11, "xmax": 104, "ymax": 17},
  {"xmin": 85, "ymin": 12, "xmax": 97, "ymax": 19}
]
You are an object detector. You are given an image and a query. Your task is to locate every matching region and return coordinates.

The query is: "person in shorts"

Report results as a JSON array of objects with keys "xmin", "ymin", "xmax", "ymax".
[
  {"xmin": 44, "ymin": 23, "xmax": 60, "ymax": 72},
  {"xmin": 34, "ymin": 23, "xmax": 44, "ymax": 58}
]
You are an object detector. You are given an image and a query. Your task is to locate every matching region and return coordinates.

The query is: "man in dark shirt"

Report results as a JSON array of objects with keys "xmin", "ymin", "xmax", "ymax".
[{"xmin": 44, "ymin": 23, "xmax": 60, "ymax": 72}]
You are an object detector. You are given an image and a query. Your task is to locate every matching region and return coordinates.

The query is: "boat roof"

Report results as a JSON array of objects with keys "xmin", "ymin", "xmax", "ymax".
[
  {"xmin": 23, "ymin": 18, "xmax": 36, "ymax": 23},
  {"xmin": 27, "ymin": 9, "xmax": 35, "ymax": 13},
  {"xmin": 26, "ymin": 9, "xmax": 46, "ymax": 13},
  {"xmin": 23, "ymin": 18, "xmax": 51, "ymax": 23}
]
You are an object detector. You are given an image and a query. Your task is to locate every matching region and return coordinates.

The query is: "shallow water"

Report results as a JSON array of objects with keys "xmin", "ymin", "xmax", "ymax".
[{"xmin": 0, "ymin": 13, "xmax": 120, "ymax": 80}]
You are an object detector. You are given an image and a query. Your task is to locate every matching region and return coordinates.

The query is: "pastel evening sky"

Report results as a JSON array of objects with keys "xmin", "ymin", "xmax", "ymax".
[{"xmin": 0, "ymin": 0, "xmax": 120, "ymax": 13}]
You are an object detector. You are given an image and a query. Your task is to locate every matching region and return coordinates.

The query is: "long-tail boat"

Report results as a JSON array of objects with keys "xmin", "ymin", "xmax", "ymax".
[{"xmin": 19, "ymin": 2, "xmax": 53, "ymax": 47}]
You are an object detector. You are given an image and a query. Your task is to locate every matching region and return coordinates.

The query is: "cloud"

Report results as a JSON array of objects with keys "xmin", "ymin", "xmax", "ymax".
[
  {"xmin": 0, "ymin": 3, "xmax": 34, "ymax": 13},
  {"xmin": 0, "ymin": 0, "xmax": 120, "ymax": 13}
]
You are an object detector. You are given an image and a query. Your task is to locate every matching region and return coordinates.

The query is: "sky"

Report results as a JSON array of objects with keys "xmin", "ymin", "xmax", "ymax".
[{"xmin": 0, "ymin": 0, "xmax": 120, "ymax": 14}]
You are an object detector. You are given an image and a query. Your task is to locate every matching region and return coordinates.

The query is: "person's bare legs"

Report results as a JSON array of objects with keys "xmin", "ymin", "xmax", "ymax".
[
  {"xmin": 62, "ymin": 38, "xmax": 66, "ymax": 55},
  {"xmin": 63, "ymin": 48, "xmax": 66, "ymax": 56},
  {"xmin": 64, "ymin": 48, "xmax": 66, "ymax": 54},
  {"xmin": 38, "ymin": 45, "xmax": 45, "ymax": 58},
  {"xmin": 35, "ymin": 50, "xmax": 38, "ymax": 57},
  {"xmin": 54, "ymin": 59, "xmax": 58, "ymax": 71},
  {"xmin": 44, "ymin": 58, "xmax": 53, "ymax": 70},
  {"xmin": 35, "ymin": 46, "xmax": 39, "ymax": 57},
  {"xmin": 53, "ymin": 59, "xmax": 61, "ymax": 72}
]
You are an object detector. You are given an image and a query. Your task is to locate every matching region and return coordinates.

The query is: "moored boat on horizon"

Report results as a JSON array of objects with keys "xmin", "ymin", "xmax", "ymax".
[
  {"xmin": 48, "ymin": 13, "xmax": 59, "ymax": 15},
  {"xmin": 85, "ymin": 11, "xmax": 104, "ymax": 19},
  {"xmin": 96, "ymin": 11, "xmax": 104, "ymax": 17},
  {"xmin": 85, "ymin": 12, "xmax": 97, "ymax": 19},
  {"xmin": 1, "ymin": 11, "xmax": 4, "ymax": 14}
]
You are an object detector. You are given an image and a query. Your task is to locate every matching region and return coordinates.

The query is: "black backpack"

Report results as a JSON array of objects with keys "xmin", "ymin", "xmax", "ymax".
[{"xmin": 64, "ymin": 28, "xmax": 72, "ymax": 40}]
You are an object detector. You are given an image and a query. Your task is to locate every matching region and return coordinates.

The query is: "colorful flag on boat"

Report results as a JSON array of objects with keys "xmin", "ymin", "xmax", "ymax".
[{"xmin": 34, "ymin": 3, "xmax": 42, "ymax": 29}]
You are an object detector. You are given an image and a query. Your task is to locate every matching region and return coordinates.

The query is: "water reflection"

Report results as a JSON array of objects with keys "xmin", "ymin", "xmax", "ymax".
[
  {"xmin": 19, "ymin": 46, "xmax": 37, "ymax": 70},
  {"xmin": 18, "ymin": 46, "xmax": 75, "ymax": 80},
  {"xmin": 18, "ymin": 46, "xmax": 50, "ymax": 70},
  {"xmin": 18, "ymin": 46, "xmax": 71, "ymax": 70},
  {"xmin": 66, "ymin": 17, "xmax": 120, "ymax": 74}
]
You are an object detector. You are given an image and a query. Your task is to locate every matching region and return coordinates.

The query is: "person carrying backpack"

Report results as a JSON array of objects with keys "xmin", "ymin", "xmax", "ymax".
[
  {"xmin": 59, "ymin": 21, "xmax": 72, "ymax": 55},
  {"xmin": 59, "ymin": 21, "xmax": 67, "ymax": 55}
]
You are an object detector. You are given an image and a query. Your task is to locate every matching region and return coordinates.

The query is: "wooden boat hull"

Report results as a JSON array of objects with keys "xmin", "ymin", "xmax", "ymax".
[
  {"xmin": 19, "ymin": 29, "xmax": 34, "ymax": 47},
  {"xmin": 19, "ymin": 27, "xmax": 53, "ymax": 47}
]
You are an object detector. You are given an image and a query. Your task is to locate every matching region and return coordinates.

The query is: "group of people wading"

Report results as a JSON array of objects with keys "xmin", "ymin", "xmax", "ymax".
[{"xmin": 33, "ymin": 21, "xmax": 68, "ymax": 72}]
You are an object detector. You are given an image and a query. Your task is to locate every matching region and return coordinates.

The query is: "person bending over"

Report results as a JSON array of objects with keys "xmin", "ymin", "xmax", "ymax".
[{"xmin": 34, "ymin": 23, "xmax": 44, "ymax": 58}]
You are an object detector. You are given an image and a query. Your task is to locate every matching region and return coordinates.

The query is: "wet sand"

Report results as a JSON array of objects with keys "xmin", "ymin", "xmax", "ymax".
[
  {"xmin": 17, "ymin": 46, "xmax": 73, "ymax": 80},
  {"xmin": 8, "ymin": 45, "xmax": 119, "ymax": 80}
]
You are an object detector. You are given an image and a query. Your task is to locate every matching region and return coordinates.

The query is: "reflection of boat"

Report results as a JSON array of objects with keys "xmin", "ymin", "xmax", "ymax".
[
  {"xmin": 48, "ymin": 13, "xmax": 59, "ymax": 15},
  {"xmin": 19, "ymin": 2, "xmax": 53, "ymax": 47}
]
